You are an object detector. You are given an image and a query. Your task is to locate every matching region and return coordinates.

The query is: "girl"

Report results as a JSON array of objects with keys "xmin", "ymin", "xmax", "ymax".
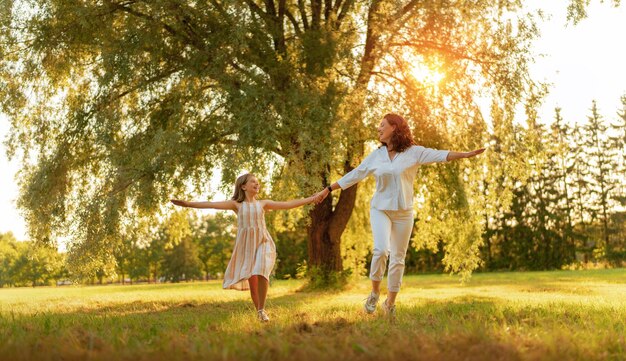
[
  {"xmin": 171, "ymin": 173, "xmax": 316, "ymax": 322},
  {"xmin": 312, "ymin": 113, "xmax": 485, "ymax": 319}
]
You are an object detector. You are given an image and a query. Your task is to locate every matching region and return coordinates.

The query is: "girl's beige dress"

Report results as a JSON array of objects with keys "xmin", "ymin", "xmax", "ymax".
[{"xmin": 222, "ymin": 200, "xmax": 277, "ymax": 290}]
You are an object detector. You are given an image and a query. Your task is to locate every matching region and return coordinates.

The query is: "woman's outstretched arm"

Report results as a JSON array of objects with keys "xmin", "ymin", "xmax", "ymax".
[
  {"xmin": 170, "ymin": 199, "xmax": 238, "ymax": 211},
  {"xmin": 263, "ymin": 196, "xmax": 316, "ymax": 210},
  {"xmin": 312, "ymin": 150, "xmax": 379, "ymax": 204},
  {"xmin": 446, "ymin": 148, "xmax": 486, "ymax": 161}
]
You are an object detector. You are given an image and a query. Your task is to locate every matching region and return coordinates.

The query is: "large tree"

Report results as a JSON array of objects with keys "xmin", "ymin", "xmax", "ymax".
[{"xmin": 1, "ymin": 0, "xmax": 611, "ymax": 280}]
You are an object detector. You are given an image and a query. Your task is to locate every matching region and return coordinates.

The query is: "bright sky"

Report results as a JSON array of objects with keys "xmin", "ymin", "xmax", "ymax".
[{"xmin": 1, "ymin": 1, "xmax": 625, "ymax": 241}]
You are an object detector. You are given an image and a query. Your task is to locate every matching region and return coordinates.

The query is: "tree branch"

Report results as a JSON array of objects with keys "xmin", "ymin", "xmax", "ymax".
[
  {"xmin": 389, "ymin": 40, "xmax": 496, "ymax": 65},
  {"xmin": 337, "ymin": 0, "xmax": 354, "ymax": 24},
  {"xmin": 333, "ymin": 0, "xmax": 343, "ymax": 14},
  {"xmin": 285, "ymin": 8, "xmax": 303, "ymax": 36},
  {"xmin": 355, "ymin": 0, "xmax": 383, "ymax": 87},
  {"xmin": 310, "ymin": 0, "xmax": 322, "ymax": 29},
  {"xmin": 208, "ymin": 0, "xmax": 232, "ymax": 24},
  {"xmin": 264, "ymin": 0, "xmax": 277, "ymax": 17},
  {"xmin": 243, "ymin": 0, "xmax": 273, "ymax": 23},
  {"xmin": 370, "ymin": 70, "xmax": 412, "ymax": 90},
  {"xmin": 324, "ymin": 0, "xmax": 333, "ymax": 22},
  {"xmin": 92, "ymin": 67, "xmax": 182, "ymax": 114},
  {"xmin": 104, "ymin": 0, "xmax": 204, "ymax": 51},
  {"xmin": 389, "ymin": 0, "xmax": 421, "ymax": 25},
  {"xmin": 298, "ymin": 0, "xmax": 309, "ymax": 29}
]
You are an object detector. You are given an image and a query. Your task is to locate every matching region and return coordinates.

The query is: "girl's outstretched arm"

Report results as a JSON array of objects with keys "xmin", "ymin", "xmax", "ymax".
[
  {"xmin": 263, "ymin": 196, "xmax": 316, "ymax": 210},
  {"xmin": 171, "ymin": 199, "xmax": 237, "ymax": 211}
]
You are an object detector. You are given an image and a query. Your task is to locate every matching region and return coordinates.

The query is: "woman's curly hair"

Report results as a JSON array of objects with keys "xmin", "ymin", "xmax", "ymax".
[{"xmin": 380, "ymin": 113, "xmax": 415, "ymax": 153}]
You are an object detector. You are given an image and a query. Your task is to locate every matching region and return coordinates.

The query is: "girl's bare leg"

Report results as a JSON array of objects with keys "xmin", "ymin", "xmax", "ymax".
[
  {"xmin": 248, "ymin": 275, "xmax": 260, "ymax": 310},
  {"xmin": 257, "ymin": 276, "xmax": 269, "ymax": 310}
]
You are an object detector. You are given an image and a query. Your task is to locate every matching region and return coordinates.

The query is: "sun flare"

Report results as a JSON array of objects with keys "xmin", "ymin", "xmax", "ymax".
[{"xmin": 408, "ymin": 62, "xmax": 445, "ymax": 86}]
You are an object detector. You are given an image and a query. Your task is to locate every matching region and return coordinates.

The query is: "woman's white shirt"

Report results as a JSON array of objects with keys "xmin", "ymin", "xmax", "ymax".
[{"xmin": 336, "ymin": 145, "xmax": 449, "ymax": 210}]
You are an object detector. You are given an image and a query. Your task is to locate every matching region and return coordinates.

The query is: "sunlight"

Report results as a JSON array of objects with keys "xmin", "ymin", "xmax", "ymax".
[
  {"xmin": 408, "ymin": 62, "xmax": 445, "ymax": 86},
  {"xmin": 402, "ymin": 50, "xmax": 445, "ymax": 87}
]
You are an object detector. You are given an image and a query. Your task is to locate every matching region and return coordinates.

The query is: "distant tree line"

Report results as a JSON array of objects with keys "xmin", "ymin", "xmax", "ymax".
[
  {"xmin": 406, "ymin": 97, "xmax": 626, "ymax": 272},
  {"xmin": 0, "ymin": 209, "xmax": 309, "ymax": 287},
  {"xmin": 0, "ymin": 211, "xmax": 234, "ymax": 286}
]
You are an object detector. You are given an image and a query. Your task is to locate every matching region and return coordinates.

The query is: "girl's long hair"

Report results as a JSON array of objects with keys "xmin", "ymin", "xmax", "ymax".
[
  {"xmin": 381, "ymin": 113, "xmax": 416, "ymax": 153},
  {"xmin": 231, "ymin": 173, "xmax": 255, "ymax": 203}
]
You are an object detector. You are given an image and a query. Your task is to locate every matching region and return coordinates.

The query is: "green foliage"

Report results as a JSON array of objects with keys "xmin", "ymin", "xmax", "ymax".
[
  {"xmin": 12, "ymin": 242, "xmax": 64, "ymax": 286},
  {"xmin": 158, "ymin": 210, "xmax": 233, "ymax": 282},
  {"xmin": 0, "ymin": 0, "xmax": 546, "ymax": 280},
  {"xmin": 0, "ymin": 233, "xmax": 64, "ymax": 287},
  {"xmin": 481, "ymin": 98, "xmax": 626, "ymax": 270},
  {"xmin": 299, "ymin": 265, "xmax": 352, "ymax": 291},
  {"xmin": 610, "ymin": 96, "xmax": 626, "ymax": 206},
  {"xmin": 485, "ymin": 115, "xmax": 576, "ymax": 270},
  {"xmin": 162, "ymin": 238, "xmax": 202, "ymax": 282},
  {"xmin": 581, "ymin": 101, "xmax": 620, "ymax": 252},
  {"xmin": 0, "ymin": 232, "xmax": 20, "ymax": 287},
  {"xmin": 271, "ymin": 227, "xmax": 307, "ymax": 280},
  {"xmin": 193, "ymin": 213, "xmax": 235, "ymax": 280},
  {"xmin": 113, "ymin": 232, "xmax": 151, "ymax": 284},
  {"xmin": 567, "ymin": 0, "xmax": 621, "ymax": 24},
  {"xmin": 264, "ymin": 205, "xmax": 311, "ymax": 279},
  {"xmin": 340, "ymin": 166, "xmax": 376, "ymax": 278}
]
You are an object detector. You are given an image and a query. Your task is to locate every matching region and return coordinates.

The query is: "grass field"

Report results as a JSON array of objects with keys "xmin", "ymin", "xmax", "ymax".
[{"xmin": 1, "ymin": 269, "xmax": 625, "ymax": 361}]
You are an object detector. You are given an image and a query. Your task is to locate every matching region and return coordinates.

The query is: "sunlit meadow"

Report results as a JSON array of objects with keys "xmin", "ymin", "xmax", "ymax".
[{"xmin": 1, "ymin": 269, "xmax": 625, "ymax": 361}]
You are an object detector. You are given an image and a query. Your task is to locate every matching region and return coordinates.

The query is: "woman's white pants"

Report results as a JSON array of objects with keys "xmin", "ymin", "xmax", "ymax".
[{"xmin": 369, "ymin": 207, "xmax": 414, "ymax": 292}]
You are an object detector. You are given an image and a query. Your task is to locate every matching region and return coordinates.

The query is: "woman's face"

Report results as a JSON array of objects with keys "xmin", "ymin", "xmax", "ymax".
[
  {"xmin": 378, "ymin": 118, "xmax": 396, "ymax": 145},
  {"xmin": 242, "ymin": 176, "xmax": 260, "ymax": 195}
]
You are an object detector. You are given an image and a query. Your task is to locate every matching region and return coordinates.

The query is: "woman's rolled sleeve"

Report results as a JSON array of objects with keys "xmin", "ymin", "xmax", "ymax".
[{"xmin": 336, "ymin": 151, "xmax": 377, "ymax": 190}]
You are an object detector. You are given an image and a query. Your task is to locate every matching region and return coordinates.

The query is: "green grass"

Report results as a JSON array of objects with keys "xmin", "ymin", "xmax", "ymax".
[{"xmin": 1, "ymin": 269, "xmax": 625, "ymax": 361}]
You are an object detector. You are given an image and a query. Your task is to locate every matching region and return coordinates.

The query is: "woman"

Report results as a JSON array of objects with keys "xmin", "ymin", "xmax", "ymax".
[{"xmin": 313, "ymin": 113, "xmax": 484, "ymax": 318}]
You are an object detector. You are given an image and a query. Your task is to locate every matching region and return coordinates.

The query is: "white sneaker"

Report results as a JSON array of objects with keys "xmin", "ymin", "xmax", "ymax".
[
  {"xmin": 381, "ymin": 299, "xmax": 396, "ymax": 321},
  {"xmin": 363, "ymin": 292, "xmax": 380, "ymax": 314},
  {"xmin": 257, "ymin": 309, "xmax": 270, "ymax": 322}
]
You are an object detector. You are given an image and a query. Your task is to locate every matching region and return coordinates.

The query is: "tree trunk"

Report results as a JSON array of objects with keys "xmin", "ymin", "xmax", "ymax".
[
  {"xmin": 307, "ymin": 158, "xmax": 361, "ymax": 275},
  {"xmin": 303, "ymin": 0, "xmax": 385, "ymax": 280},
  {"xmin": 307, "ymin": 186, "xmax": 359, "ymax": 273}
]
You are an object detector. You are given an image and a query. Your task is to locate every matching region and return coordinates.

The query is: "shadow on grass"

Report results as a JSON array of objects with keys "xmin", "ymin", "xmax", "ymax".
[
  {"xmin": 0, "ymin": 290, "xmax": 313, "ymax": 360},
  {"xmin": 1, "ymin": 287, "xmax": 320, "ymax": 329}
]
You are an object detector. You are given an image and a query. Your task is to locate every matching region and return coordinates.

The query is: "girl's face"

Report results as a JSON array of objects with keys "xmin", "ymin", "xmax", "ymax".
[
  {"xmin": 242, "ymin": 176, "xmax": 260, "ymax": 196},
  {"xmin": 378, "ymin": 118, "xmax": 396, "ymax": 145}
]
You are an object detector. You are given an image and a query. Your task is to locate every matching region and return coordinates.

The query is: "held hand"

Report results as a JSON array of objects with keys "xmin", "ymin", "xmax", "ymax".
[
  {"xmin": 313, "ymin": 189, "xmax": 330, "ymax": 204},
  {"xmin": 170, "ymin": 199, "xmax": 187, "ymax": 207},
  {"xmin": 465, "ymin": 148, "xmax": 486, "ymax": 158},
  {"xmin": 312, "ymin": 191, "xmax": 323, "ymax": 205}
]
